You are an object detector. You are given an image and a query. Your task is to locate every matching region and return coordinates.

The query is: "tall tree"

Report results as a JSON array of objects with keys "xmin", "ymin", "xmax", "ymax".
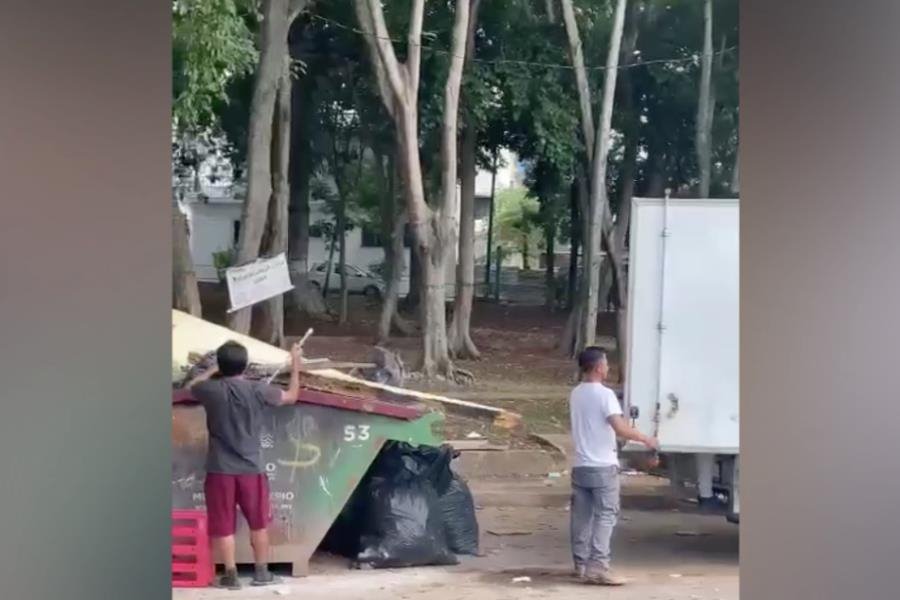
[
  {"xmin": 375, "ymin": 148, "xmax": 417, "ymax": 343},
  {"xmin": 227, "ymin": 0, "xmax": 312, "ymax": 338},
  {"xmin": 172, "ymin": 209, "xmax": 202, "ymax": 316},
  {"xmin": 282, "ymin": 16, "xmax": 331, "ymax": 318},
  {"xmin": 255, "ymin": 69, "xmax": 293, "ymax": 345},
  {"xmin": 560, "ymin": 0, "xmax": 628, "ymax": 355},
  {"xmin": 448, "ymin": 0, "xmax": 483, "ymax": 360},
  {"xmin": 227, "ymin": 0, "xmax": 292, "ymax": 334},
  {"xmin": 355, "ymin": 0, "xmax": 472, "ymax": 378}
]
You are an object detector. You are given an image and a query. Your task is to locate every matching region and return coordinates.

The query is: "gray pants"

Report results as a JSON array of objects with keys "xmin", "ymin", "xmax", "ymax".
[{"xmin": 570, "ymin": 465, "xmax": 621, "ymax": 572}]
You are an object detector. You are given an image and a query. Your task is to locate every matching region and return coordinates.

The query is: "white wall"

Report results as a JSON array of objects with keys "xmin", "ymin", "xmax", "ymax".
[
  {"xmin": 474, "ymin": 148, "xmax": 520, "ymax": 197},
  {"xmin": 181, "ymin": 147, "xmax": 524, "ymax": 297},
  {"xmin": 181, "ymin": 200, "xmax": 243, "ymax": 282}
]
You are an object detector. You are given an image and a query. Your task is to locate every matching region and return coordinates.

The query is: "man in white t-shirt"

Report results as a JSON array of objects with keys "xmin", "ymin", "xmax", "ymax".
[{"xmin": 569, "ymin": 346, "xmax": 658, "ymax": 586}]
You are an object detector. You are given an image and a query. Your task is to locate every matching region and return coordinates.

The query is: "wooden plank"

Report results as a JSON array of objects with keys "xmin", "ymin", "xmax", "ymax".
[
  {"xmin": 446, "ymin": 440, "xmax": 509, "ymax": 451},
  {"xmin": 171, "ymin": 310, "xmax": 522, "ymax": 426},
  {"xmin": 305, "ymin": 361, "xmax": 376, "ymax": 371}
]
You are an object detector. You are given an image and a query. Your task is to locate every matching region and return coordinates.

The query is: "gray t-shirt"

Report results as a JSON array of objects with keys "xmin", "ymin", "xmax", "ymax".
[{"xmin": 192, "ymin": 377, "xmax": 282, "ymax": 474}]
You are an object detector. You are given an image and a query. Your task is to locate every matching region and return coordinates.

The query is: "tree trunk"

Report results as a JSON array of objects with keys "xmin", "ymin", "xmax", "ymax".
[
  {"xmin": 562, "ymin": 0, "xmax": 628, "ymax": 353},
  {"xmin": 172, "ymin": 207, "xmax": 202, "ymax": 316},
  {"xmin": 376, "ymin": 158, "xmax": 397, "ymax": 342},
  {"xmin": 400, "ymin": 116, "xmax": 453, "ymax": 377},
  {"xmin": 378, "ymin": 214, "xmax": 413, "ymax": 342},
  {"xmin": 544, "ymin": 0, "xmax": 556, "ymax": 23},
  {"xmin": 323, "ymin": 226, "xmax": 337, "ymax": 299},
  {"xmin": 567, "ymin": 177, "xmax": 580, "ymax": 311},
  {"xmin": 483, "ymin": 150, "xmax": 498, "ymax": 295},
  {"xmin": 377, "ymin": 150, "xmax": 416, "ymax": 342},
  {"xmin": 356, "ymin": 0, "xmax": 470, "ymax": 379},
  {"xmin": 598, "ymin": 256, "xmax": 612, "ymax": 311},
  {"xmin": 559, "ymin": 168, "xmax": 591, "ymax": 355},
  {"xmin": 560, "ymin": 0, "xmax": 595, "ymax": 158},
  {"xmin": 493, "ymin": 245, "xmax": 503, "ymax": 301},
  {"xmin": 404, "ymin": 240, "xmax": 422, "ymax": 310},
  {"xmin": 426, "ymin": 0, "xmax": 472, "ymax": 374},
  {"xmin": 646, "ymin": 156, "xmax": 668, "ymax": 197},
  {"xmin": 544, "ymin": 213, "xmax": 555, "ymax": 308},
  {"xmin": 696, "ymin": 0, "xmax": 714, "ymax": 198},
  {"xmin": 227, "ymin": 0, "xmax": 290, "ymax": 334},
  {"xmin": 449, "ymin": 122, "xmax": 480, "ymax": 358},
  {"xmin": 448, "ymin": 0, "xmax": 482, "ymax": 359},
  {"xmin": 611, "ymin": 137, "xmax": 635, "ymax": 375},
  {"xmin": 288, "ymin": 68, "xmax": 326, "ymax": 316},
  {"xmin": 378, "ymin": 211, "xmax": 416, "ymax": 342},
  {"xmin": 255, "ymin": 69, "xmax": 292, "ymax": 347},
  {"xmin": 521, "ymin": 233, "xmax": 530, "ymax": 271},
  {"xmin": 731, "ymin": 146, "xmax": 740, "ymax": 194},
  {"xmin": 603, "ymin": 5, "xmax": 640, "ymax": 353},
  {"xmin": 337, "ymin": 198, "xmax": 348, "ymax": 324}
]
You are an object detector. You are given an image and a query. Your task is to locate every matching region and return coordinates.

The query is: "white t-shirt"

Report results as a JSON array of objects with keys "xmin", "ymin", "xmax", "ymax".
[{"xmin": 569, "ymin": 382, "xmax": 623, "ymax": 468}]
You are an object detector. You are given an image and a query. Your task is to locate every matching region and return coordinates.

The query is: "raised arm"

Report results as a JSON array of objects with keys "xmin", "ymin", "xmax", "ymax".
[
  {"xmin": 186, "ymin": 364, "xmax": 217, "ymax": 389},
  {"xmin": 279, "ymin": 342, "xmax": 306, "ymax": 405}
]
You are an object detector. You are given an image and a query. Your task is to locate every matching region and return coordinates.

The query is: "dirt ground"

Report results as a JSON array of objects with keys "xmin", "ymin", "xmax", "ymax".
[{"xmin": 173, "ymin": 501, "xmax": 738, "ymax": 600}]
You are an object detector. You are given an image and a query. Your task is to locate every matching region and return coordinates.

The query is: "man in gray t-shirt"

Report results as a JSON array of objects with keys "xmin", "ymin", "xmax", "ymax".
[
  {"xmin": 197, "ymin": 376, "xmax": 282, "ymax": 475},
  {"xmin": 569, "ymin": 346, "xmax": 657, "ymax": 586},
  {"xmin": 188, "ymin": 340, "xmax": 304, "ymax": 590}
]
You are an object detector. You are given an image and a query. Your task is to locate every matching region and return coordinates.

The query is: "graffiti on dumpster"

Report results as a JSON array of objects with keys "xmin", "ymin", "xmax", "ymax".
[
  {"xmin": 277, "ymin": 437, "xmax": 322, "ymax": 482},
  {"xmin": 276, "ymin": 414, "xmax": 323, "ymax": 483},
  {"xmin": 173, "ymin": 472, "xmax": 198, "ymax": 490}
]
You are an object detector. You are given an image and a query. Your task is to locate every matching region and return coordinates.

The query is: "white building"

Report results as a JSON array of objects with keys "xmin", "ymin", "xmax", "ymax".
[{"xmin": 177, "ymin": 149, "xmax": 523, "ymax": 292}]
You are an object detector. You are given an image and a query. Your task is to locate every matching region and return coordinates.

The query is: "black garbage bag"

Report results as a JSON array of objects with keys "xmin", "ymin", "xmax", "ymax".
[
  {"xmin": 356, "ymin": 470, "xmax": 458, "ymax": 569},
  {"xmin": 437, "ymin": 473, "xmax": 480, "ymax": 556},
  {"xmin": 319, "ymin": 442, "xmax": 477, "ymax": 567},
  {"xmin": 320, "ymin": 442, "xmax": 451, "ymax": 562},
  {"xmin": 370, "ymin": 442, "xmax": 454, "ymax": 494}
]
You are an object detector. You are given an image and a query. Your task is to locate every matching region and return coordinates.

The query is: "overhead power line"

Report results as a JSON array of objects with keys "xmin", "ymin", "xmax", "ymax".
[{"xmin": 309, "ymin": 13, "xmax": 736, "ymax": 73}]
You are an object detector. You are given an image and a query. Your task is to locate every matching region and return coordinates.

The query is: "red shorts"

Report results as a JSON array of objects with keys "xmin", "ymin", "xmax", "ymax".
[{"xmin": 204, "ymin": 473, "xmax": 271, "ymax": 537}]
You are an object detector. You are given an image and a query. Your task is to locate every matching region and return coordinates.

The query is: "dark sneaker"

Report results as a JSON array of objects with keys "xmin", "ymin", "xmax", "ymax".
[
  {"xmin": 251, "ymin": 567, "xmax": 277, "ymax": 587},
  {"xmin": 573, "ymin": 563, "xmax": 586, "ymax": 579},
  {"xmin": 584, "ymin": 567, "xmax": 627, "ymax": 586},
  {"xmin": 216, "ymin": 570, "xmax": 242, "ymax": 590}
]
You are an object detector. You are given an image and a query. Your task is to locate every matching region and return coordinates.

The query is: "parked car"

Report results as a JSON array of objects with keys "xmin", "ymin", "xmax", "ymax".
[{"xmin": 308, "ymin": 263, "xmax": 384, "ymax": 299}]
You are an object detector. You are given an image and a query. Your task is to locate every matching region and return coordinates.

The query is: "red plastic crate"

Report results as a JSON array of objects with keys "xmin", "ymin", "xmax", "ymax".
[{"xmin": 172, "ymin": 510, "xmax": 214, "ymax": 588}]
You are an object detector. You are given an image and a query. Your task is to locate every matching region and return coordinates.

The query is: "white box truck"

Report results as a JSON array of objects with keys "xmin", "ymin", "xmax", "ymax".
[{"xmin": 622, "ymin": 196, "xmax": 739, "ymax": 523}]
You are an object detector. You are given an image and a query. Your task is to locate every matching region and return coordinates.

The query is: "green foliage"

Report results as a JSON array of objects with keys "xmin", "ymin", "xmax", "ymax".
[
  {"xmin": 624, "ymin": 0, "xmax": 739, "ymax": 196},
  {"xmin": 172, "ymin": 0, "xmax": 258, "ymax": 132},
  {"xmin": 212, "ymin": 247, "xmax": 236, "ymax": 270},
  {"xmin": 495, "ymin": 187, "xmax": 542, "ymax": 253},
  {"xmin": 212, "ymin": 247, "xmax": 236, "ymax": 281},
  {"xmin": 169, "ymin": 0, "xmax": 740, "ymax": 259}
]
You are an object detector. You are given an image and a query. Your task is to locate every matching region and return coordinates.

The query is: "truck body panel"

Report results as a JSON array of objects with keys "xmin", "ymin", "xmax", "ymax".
[{"xmin": 624, "ymin": 197, "xmax": 739, "ymax": 455}]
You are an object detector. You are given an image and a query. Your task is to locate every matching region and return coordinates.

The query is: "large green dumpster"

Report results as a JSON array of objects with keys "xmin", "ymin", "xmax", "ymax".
[{"xmin": 172, "ymin": 386, "xmax": 443, "ymax": 576}]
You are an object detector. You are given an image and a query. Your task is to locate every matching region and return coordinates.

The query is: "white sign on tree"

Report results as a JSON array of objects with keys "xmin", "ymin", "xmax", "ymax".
[{"xmin": 225, "ymin": 253, "xmax": 294, "ymax": 313}]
